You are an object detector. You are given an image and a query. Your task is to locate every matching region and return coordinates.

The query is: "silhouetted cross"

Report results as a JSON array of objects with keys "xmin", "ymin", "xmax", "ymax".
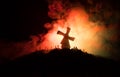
[{"xmin": 57, "ymin": 27, "xmax": 75, "ymax": 49}]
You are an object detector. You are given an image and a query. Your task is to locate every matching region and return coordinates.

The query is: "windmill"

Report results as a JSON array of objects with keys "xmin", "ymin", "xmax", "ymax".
[{"xmin": 57, "ymin": 27, "xmax": 75, "ymax": 49}]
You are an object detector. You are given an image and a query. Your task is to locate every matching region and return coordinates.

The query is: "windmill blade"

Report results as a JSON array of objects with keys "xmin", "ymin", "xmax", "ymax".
[
  {"xmin": 57, "ymin": 31, "xmax": 65, "ymax": 36},
  {"xmin": 69, "ymin": 36, "xmax": 75, "ymax": 41},
  {"xmin": 66, "ymin": 27, "xmax": 70, "ymax": 34}
]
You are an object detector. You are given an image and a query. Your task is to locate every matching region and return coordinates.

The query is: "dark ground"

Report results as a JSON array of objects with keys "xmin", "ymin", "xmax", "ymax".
[{"xmin": 0, "ymin": 49, "xmax": 120, "ymax": 77}]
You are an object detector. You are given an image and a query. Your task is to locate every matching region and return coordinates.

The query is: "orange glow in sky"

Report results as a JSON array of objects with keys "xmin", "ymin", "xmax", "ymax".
[{"xmin": 37, "ymin": 7, "xmax": 105, "ymax": 55}]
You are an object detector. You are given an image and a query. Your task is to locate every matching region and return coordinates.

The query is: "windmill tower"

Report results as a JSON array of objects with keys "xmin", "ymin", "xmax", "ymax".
[{"xmin": 57, "ymin": 27, "xmax": 75, "ymax": 49}]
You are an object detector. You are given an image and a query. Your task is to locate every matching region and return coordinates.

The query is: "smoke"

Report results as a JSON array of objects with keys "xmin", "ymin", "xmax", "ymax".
[
  {"xmin": 47, "ymin": 0, "xmax": 72, "ymax": 19},
  {"xmin": 0, "ymin": 0, "xmax": 119, "ymax": 61},
  {"xmin": 35, "ymin": 0, "xmax": 120, "ymax": 60},
  {"xmin": 0, "ymin": 40, "xmax": 36, "ymax": 61}
]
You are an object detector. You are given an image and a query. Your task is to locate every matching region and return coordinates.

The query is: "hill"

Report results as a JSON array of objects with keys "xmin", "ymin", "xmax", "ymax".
[{"xmin": 0, "ymin": 48, "xmax": 120, "ymax": 77}]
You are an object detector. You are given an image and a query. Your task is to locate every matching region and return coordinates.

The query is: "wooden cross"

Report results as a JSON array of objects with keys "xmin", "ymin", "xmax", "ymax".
[{"xmin": 57, "ymin": 27, "xmax": 75, "ymax": 49}]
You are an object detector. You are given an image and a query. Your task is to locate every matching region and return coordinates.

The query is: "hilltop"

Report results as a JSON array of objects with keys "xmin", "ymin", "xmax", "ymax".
[{"xmin": 0, "ymin": 48, "xmax": 120, "ymax": 77}]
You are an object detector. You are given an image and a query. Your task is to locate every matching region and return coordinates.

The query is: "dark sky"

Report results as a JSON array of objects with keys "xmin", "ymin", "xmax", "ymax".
[
  {"xmin": 1, "ymin": 0, "xmax": 51, "ymax": 41},
  {"xmin": 1, "ymin": 0, "xmax": 120, "ymax": 41},
  {"xmin": 0, "ymin": 0, "xmax": 120, "ymax": 61}
]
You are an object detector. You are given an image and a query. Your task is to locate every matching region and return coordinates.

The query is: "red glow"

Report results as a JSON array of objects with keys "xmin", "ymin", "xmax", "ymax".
[{"xmin": 37, "ymin": 7, "xmax": 104, "ymax": 55}]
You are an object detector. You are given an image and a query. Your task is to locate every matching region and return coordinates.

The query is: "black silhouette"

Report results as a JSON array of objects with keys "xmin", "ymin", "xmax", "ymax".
[
  {"xmin": 0, "ymin": 49, "xmax": 119, "ymax": 77},
  {"xmin": 57, "ymin": 27, "xmax": 75, "ymax": 49}
]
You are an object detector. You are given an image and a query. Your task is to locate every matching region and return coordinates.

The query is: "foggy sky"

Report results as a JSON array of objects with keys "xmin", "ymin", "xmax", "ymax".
[
  {"xmin": 0, "ymin": 0, "xmax": 120, "ymax": 61},
  {"xmin": 1, "ymin": 0, "xmax": 119, "ymax": 41}
]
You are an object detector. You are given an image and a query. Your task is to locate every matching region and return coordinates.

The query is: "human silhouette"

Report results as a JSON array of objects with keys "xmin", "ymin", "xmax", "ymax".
[{"xmin": 57, "ymin": 27, "xmax": 75, "ymax": 49}]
